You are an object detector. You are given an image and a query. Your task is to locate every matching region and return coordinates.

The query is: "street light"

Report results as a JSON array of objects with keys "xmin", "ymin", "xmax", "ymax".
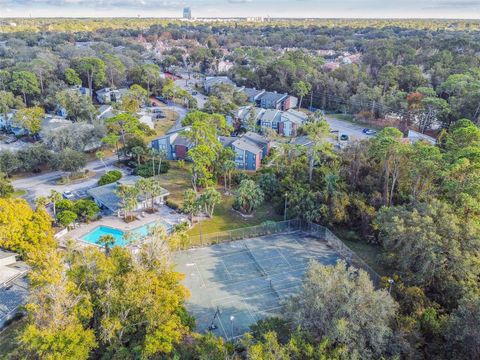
[
  {"xmin": 387, "ymin": 278, "xmax": 394, "ymax": 295},
  {"xmin": 230, "ymin": 315, "xmax": 235, "ymax": 340}
]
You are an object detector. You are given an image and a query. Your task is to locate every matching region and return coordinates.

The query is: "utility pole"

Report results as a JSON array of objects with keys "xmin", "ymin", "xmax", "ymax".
[
  {"xmin": 388, "ymin": 278, "xmax": 394, "ymax": 295},
  {"xmin": 309, "ymin": 90, "xmax": 313, "ymax": 110},
  {"xmin": 230, "ymin": 315, "xmax": 235, "ymax": 340},
  {"xmin": 284, "ymin": 192, "xmax": 288, "ymax": 221}
]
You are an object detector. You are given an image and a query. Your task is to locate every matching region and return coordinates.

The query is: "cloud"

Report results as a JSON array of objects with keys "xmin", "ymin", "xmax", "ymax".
[
  {"xmin": 1, "ymin": 0, "xmax": 186, "ymax": 9},
  {"xmin": 423, "ymin": 0, "xmax": 480, "ymax": 9}
]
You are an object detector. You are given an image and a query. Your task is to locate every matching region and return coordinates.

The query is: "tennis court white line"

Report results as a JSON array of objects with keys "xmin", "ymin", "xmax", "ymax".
[
  {"xmin": 220, "ymin": 259, "xmax": 233, "ymax": 280},
  {"xmin": 274, "ymin": 246, "xmax": 292, "ymax": 267},
  {"xmin": 194, "ymin": 262, "xmax": 207, "ymax": 288}
]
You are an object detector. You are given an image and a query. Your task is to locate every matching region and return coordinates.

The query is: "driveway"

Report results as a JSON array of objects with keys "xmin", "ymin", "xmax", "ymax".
[{"xmin": 12, "ymin": 156, "xmax": 125, "ymax": 205}]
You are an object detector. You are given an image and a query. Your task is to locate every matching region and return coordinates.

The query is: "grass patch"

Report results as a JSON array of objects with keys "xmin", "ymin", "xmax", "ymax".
[
  {"xmin": 56, "ymin": 170, "xmax": 96, "ymax": 185},
  {"xmin": 157, "ymin": 162, "xmax": 191, "ymax": 205},
  {"xmin": 328, "ymin": 113, "xmax": 354, "ymax": 122},
  {"xmin": 145, "ymin": 109, "xmax": 178, "ymax": 143},
  {"xmin": 332, "ymin": 226, "xmax": 389, "ymax": 276},
  {"xmin": 0, "ymin": 319, "xmax": 24, "ymax": 359},
  {"xmin": 187, "ymin": 196, "xmax": 282, "ymax": 236},
  {"xmin": 10, "ymin": 189, "xmax": 26, "ymax": 198}
]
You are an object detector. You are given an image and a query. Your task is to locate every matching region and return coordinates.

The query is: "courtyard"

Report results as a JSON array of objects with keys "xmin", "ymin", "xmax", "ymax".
[{"xmin": 174, "ymin": 231, "xmax": 342, "ymax": 340}]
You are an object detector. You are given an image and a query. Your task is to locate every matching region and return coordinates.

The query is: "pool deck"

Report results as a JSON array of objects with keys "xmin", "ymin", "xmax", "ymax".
[{"xmin": 59, "ymin": 205, "xmax": 188, "ymax": 246}]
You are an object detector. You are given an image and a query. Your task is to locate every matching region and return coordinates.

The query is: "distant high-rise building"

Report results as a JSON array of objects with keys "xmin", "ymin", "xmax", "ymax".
[{"xmin": 183, "ymin": 7, "xmax": 192, "ymax": 19}]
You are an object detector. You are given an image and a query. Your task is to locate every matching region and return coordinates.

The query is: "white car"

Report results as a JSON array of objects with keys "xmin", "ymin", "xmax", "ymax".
[{"xmin": 63, "ymin": 190, "xmax": 75, "ymax": 200}]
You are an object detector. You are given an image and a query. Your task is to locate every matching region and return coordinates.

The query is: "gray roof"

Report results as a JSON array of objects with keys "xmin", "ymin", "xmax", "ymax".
[
  {"xmin": 281, "ymin": 109, "xmax": 307, "ymax": 125},
  {"xmin": 204, "ymin": 76, "xmax": 235, "ymax": 89},
  {"xmin": 172, "ymin": 135, "xmax": 192, "ymax": 147},
  {"xmin": 259, "ymin": 91, "xmax": 288, "ymax": 103},
  {"xmin": 243, "ymin": 88, "xmax": 265, "ymax": 99},
  {"xmin": 259, "ymin": 109, "xmax": 281, "ymax": 123},
  {"xmin": 0, "ymin": 250, "xmax": 17, "ymax": 261},
  {"xmin": 87, "ymin": 176, "xmax": 169, "ymax": 212},
  {"xmin": 243, "ymin": 131, "xmax": 269, "ymax": 146},
  {"xmin": 219, "ymin": 136, "xmax": 236, "ymax": 147},
  {"xmin": 232, "ymin": 138, "xmax": 262, "ymax": 154}
]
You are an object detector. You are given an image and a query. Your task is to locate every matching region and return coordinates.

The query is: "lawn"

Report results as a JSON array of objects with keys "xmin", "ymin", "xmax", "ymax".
[
  {"xmin": 332, "ymin": 226, "xmax": 388, "ymax": 276},
  {"xmin": 157, "ymin": 161, "xmax": 191, "ymax": 205},
  {"xmin": 10, "ymin": 189, "xmax": 26, "ymax": 198},
  {"xmin": 0, "ymin": 319, "xmax": 23, "ymax": 359},
  {"xmin": 187, "ymin": 196, "xmax": 282, "ymax": 236},
  {"xmin": 158, "ymin": 162, "xmax": 282, "ymax": 235}
]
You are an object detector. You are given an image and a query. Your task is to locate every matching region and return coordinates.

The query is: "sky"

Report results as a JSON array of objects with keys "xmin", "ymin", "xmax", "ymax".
[{"xmin": 1, "ymin": 0, "xmax": 480, "ymax": 19}]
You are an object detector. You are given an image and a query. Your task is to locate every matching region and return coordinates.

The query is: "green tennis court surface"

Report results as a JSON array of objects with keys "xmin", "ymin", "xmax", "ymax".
[{"xmin": 174, "ymin": 231, "xmax": 341, "ymax": 340}]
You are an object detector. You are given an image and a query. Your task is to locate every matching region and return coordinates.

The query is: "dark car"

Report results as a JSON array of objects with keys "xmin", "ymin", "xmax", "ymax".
[{"xmin": 339, "ymin": 134, "xmax": 349, "ymax": 141}]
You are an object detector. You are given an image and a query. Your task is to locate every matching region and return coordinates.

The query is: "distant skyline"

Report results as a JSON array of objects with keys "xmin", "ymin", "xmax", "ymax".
[{"xmin": 1, "ymin": 0, "xmax": 480, "ymax": 19}]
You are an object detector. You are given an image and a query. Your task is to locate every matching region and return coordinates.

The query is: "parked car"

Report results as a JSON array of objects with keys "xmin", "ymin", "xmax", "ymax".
[
  {"xmin": 63, "ymin": 190, "xmax": 75, "ymax": 200},
  {"xmin": 339, "ymin": 134, "xmax": 349, "ymax": 141},
  {"xmin": 362, "ymin": 128, "xmax": 377, "ymax": 135},
  {"xmin": 191, "ymin": 90, "xmax": 198, "ymax": 95},
  {"xmin": 4, "ymin": 136, "xmax": 17, "ymax": 144}
]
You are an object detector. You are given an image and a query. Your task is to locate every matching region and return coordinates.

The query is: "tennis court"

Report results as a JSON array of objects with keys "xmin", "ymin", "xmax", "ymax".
[{"xmin": 174, "ymin": 231, "xmax": 341, "ymax": 340}]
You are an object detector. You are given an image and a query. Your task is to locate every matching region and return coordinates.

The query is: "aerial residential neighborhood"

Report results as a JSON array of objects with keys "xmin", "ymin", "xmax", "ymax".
[{"xmin": 0, "ymin": 9, "xmax": 479, "ymax": 360}]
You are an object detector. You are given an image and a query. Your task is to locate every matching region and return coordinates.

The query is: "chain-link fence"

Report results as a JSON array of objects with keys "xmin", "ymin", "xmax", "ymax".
[
  {"xmin": 299, "ymin": 221, "xmax": 381, "ymax": 286},
  {"xmin": 184, "ymin": 218, "xmax": 381, "ymax": 286},
  {"xmin": 186, "ymin": 219, "xmax": 301, "ymax": 248}
]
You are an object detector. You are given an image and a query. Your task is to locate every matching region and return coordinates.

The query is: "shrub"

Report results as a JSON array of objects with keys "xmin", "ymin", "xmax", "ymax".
[
  {"xmin": 73, "ymin": 199, "xmax": 100, "ymax": 222},
  {"xmin": 98, "ymin": 170, "xmax": 122, "ymax": 186},
  {"xmin": 166, "ymin": 199, "xmax": 179, "ymax": 210},
  {"xmin": 56, "ymin": 199, "xmax": 74, "ymax": 213},
  {"xmin": 173, "ymin": 221, "xmax": 189, "ymax": 233},
  {"xmin": 57, "ymin": 210, "xmax": 77, "ymax": 227},
  {"xmin": 135, "ymin": 160, "xmax": 170, "ymax": 177}
]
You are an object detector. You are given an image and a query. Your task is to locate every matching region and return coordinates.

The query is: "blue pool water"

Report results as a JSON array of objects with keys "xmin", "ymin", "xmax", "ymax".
[{"xmin": 81, "ymin": 221, "xmax": 172, "ymax": 247}]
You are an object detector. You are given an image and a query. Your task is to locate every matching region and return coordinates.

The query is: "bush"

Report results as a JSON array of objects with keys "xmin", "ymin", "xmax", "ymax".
[
  {"xmin": 166, "ymin": 199, "xmax": 179, "ymax": 210},
  {"xmin": 135, "ymin": 160, "xmax": 170, "ymax": 177},
  {"xmin": 231, "ymin": 171, "xmax": 250, "ymax": 186},
  {"xmin": 57, "ymin": 210, "xmax": 77, "ymax": 227},
  {"xmin": 173, "ymin": 221, "xmax": 189, "ymax": 233},
  {"xmin": 73, "ymin": 199, "xmax": 100, "ymax": 222},
  {"xmin": 98, "ymin": 170, "xmax": 122, "ymax": 186},
  {"xmin": 56, "ymin": 199, "xmax": 74, "ymax": 213}
]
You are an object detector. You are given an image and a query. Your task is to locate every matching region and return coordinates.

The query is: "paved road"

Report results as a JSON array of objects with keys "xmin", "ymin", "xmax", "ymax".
[
  {"xmin": 150, "ymin": 97, "xmax": 188, "ymax": 132},
  {"xmin": 12, "ymin": 156, "xmax": 125, "ymax": 205},
  {"xmin": 174, "ymin": 78, "xmax": 208, "ymax": 109}
]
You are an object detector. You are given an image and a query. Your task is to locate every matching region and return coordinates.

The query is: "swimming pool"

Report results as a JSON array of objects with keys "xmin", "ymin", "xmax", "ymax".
[{"xmin": 80, "ymin": 220, "xmax": 172, "ymax": 247}]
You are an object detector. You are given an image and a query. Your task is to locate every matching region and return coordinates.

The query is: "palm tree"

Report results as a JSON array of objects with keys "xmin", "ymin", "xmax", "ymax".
[
  {"xmin": 150, "ymin": 180, "xmax": 164, "ymax": 209},
  {"xmin": 222, "ymin": 159, "xmax": 236, "ymax": 192},
  {"xmin": 156, "ymin": 149, "xmax": 166, "ymax": 176},
  {"xmin": 35, "ymin": 196, "xmax": 49, "ymax": 210},
  {"xmin": 131, "ymin": 146, "xmax": 145, "ymax": 167},
  {"xmin": 147, "ymin": 148, "xmax": 157, "ymax": 177},
  {"xmin": 98, "ymin": 234, "xmax": 115, "ymax": 255},
  {"xmin": 96, "ymin": 151, "xmax": 107, "ymax": 169},
  {"xmin": 115, "ymin": 184, "xmax": 139, "ymax": 220},
  {"xmin": 49, "ymin": 190, "xmax": 63, "ymax": 218}
]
